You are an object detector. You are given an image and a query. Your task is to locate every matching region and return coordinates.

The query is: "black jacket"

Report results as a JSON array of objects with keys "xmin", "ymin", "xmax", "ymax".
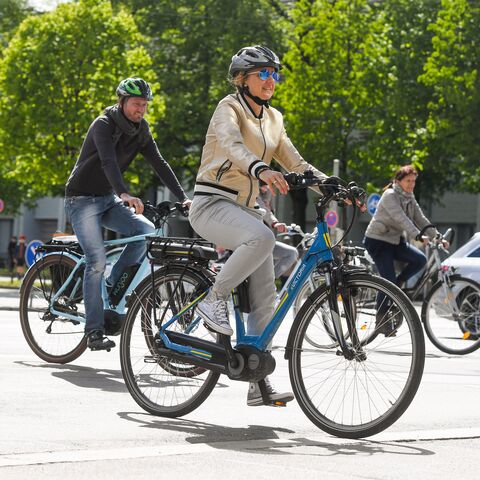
[{"xmin": 66, "ymin": 110, "xmax": 186, "ymax": 201}]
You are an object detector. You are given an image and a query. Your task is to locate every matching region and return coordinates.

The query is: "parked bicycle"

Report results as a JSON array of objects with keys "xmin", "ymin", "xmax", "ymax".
[
  {"xmin": 19, "ymin": 201, "xmax": 187, "ymax": 364},
  {"xmin": 405, "ymin": 225, "xmax": 480, "ymax": 355},
  {"xmin": 120, "ymin": 172, "xmax": 425, "ymax": 439}
]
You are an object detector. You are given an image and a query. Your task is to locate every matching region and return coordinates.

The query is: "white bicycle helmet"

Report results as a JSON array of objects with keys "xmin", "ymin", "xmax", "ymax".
[{"xmin": 229, "ymin": 45, "xmax": 282, "ymax": 77}]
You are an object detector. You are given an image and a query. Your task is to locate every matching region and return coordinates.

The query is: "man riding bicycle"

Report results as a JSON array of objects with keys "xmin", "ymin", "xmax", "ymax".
[{"xmin": 65, "ymin": 77, "xmax": 190, "ymax": 351}]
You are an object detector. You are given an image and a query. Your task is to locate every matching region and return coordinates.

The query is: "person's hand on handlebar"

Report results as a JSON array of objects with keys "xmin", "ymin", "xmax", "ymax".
[
  {"xmin": 272, "ymin": 222, "xmax": 288, "ymax": 233},
  {"xmin": 259, "ymin": 169, "xmax": 289, "ymax": 196},
  {"xmin": 120, "ymin": 193, "xmax": 144, "ymax": 214}
]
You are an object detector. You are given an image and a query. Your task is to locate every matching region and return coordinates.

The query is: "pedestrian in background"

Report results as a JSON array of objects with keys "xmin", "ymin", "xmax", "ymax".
[
  {"xmin": 7, "ymin": 236, "xmax": 17, "ymax": 283},
  {"xmin": 15, "ymin": 235, "xmax": 27, "ymax": 279}
]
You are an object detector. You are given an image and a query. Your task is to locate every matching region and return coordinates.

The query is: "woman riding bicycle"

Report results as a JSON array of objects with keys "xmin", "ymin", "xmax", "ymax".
[
  {"xmin": 188, "ymin": 45, "xmax": 327, "ymax": 406},
  {"xmin": 363, "ymin": 164, "xmax": 448, "ymax": 335}
]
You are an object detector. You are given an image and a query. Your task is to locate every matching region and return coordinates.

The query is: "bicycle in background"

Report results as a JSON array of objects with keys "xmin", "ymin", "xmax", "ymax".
[
  {"xmin": 120, "ymin": 173, "xmax": 425, "ymax": 439},
  {"xmin": 19, "ymin": 201, "xmax": 187, "ymax": 363},
  {"xmin": 407, "ymin": 225, "xmax": 480, "ymax": 355}
]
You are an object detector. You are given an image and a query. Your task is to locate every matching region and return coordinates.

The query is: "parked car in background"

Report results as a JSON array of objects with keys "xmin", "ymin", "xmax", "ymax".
[{"xmin": 443, "ymin": 232, "xmax": 480, "ymax": 283}]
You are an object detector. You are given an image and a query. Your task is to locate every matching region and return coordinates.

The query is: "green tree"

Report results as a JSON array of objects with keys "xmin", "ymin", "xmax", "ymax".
[
  {"xmin": 0, "ymin": 0, "xmax": 32, "ymax": 49},
  {"xmin": 117, "ymin": 0, "xmax": 287, "ymax": 183},
  {"xmin": 419, "ymin": 0, "xmax": 480, "ymax": 193},
  {"xmin": 276, "ymin": 0, "xmax": 390, "ymax": 182},
  {"xmin": 0, "ymin": 0, "xmax": 161, "ymax": 213},
  {"xmin": 275, "ymin": 0, "xmax": 392, "ymax": 225}
]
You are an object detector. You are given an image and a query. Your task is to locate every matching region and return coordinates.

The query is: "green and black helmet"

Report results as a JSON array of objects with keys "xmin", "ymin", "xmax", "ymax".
[{"xmin": 116, "ymin": 77, "xmax": 153, "ymax": 101}]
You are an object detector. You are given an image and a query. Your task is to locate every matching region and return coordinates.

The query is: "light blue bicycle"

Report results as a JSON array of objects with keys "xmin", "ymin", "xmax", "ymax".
[
  {"xmin": 19, "ymin": 201, "xmax": 186, "ymax": 363},
  {"xmin": 120, "ymin": 174, "xmax": 425, "ymax": 439}
]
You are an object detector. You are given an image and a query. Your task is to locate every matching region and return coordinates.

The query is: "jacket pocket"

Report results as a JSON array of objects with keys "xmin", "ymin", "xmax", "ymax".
[{"xmin": 215, "ymin": 160, "xmax": 232, "ymax": 182}]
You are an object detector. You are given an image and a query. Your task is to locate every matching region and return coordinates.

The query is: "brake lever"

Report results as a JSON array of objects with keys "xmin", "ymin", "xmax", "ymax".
[{"xmin": 174, "ymin": 202, "xmax": 189, "ymax": 217}]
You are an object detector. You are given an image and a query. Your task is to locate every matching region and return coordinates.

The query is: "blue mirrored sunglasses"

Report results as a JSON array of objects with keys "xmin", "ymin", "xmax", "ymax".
[{"xmin": 251, "ymin": 69, "xmax": 280, "ymax": 82}]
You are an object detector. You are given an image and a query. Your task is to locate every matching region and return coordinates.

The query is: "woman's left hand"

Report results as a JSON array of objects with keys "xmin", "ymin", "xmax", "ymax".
[{"xmin": 259, "ymin": 170, "xmax": 289, "ymax": 196}]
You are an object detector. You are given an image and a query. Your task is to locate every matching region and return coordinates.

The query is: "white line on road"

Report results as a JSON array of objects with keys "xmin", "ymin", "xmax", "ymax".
[{"xmin": 2, "ymin": 427, "xmax": 480, "ymax": 468}]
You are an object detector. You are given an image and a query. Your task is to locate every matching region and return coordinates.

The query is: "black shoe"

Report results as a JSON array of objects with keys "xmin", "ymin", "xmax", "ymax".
[
  {"xmin": 87, "ymin": 330, "xmax": 116, "ymax": 351},
  {"xmin": 375, "ymin": 312, "xmax": 397, "ymax": 337}
]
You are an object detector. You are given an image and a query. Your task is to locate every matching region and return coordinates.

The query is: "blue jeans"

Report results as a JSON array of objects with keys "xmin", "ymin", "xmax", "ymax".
[
  {"xmin": 364, "ymin": 236, "xmax": 427, "ymax": 311},
  {"xmin": 65, "ymin": 194, "xmax": 154, "ymax": 334}
]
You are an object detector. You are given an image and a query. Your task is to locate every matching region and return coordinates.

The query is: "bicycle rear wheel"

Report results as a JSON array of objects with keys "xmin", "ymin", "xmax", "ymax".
[
  {"xmin": 120, "ymin": 266, "xmax": 220, "ymax": 417},
  {"xmin": 422, "ymin": 275, "xmax": 480, "ymax": 355},
  {"xmin": 288, "ymin": 273, "xmax": 425, "ymax": 438},
  {"xmin": 19, "ymin": 254, "xmax": 87, "ymax": 363}
]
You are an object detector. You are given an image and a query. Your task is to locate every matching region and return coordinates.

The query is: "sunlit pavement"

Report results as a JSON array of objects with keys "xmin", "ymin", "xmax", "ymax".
[{"xmin": 1, "ymin": 289, "xmax": 480, "ymax": 479}]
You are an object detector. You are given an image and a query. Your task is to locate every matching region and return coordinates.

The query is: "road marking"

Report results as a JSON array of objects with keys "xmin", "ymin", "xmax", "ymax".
[{"xmin": 2, "ymin": 427, "xmax": 480, "ymax": 467}]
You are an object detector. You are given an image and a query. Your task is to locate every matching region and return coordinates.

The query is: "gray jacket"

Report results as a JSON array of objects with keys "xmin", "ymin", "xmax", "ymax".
[{"xmin": 365, "ymin": 184, "xmax": 437, "ymax": 245}]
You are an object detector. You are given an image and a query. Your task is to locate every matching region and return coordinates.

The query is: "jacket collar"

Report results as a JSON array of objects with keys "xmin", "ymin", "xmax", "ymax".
[{"xmin": 235, "ymin": 92, "xmax": 264, "ymax": 119}]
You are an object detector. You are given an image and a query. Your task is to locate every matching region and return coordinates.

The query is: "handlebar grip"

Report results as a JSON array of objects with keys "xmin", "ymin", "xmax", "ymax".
[{"xmin": 416, "ymin": 224, "xmax": 436, "ymax": 240}]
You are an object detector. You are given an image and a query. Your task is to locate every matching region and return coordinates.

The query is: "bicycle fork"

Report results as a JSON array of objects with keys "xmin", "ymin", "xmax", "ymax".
[{"xmin": 325, "ymin": 270, "xmax": 366, "ymax": 361}]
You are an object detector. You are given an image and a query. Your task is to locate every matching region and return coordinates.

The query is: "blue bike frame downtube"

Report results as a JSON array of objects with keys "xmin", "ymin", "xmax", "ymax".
[{"xmin": 237, "ymin": 221, "xmax": 334, "ymax": 351}]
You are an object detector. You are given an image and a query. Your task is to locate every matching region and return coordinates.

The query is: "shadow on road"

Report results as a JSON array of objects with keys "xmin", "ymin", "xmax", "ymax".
[
  {"xmin": 116, "ymin": 413, "xmax": 435, "ymax": 457},
  {"xmin": 15, "ymin": 360, "xmax": 127, "ymax": 393}
]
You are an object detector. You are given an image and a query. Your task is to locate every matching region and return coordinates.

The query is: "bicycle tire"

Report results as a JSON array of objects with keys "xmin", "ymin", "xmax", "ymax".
[
  {"xmin": 120, "ymin": 266, "xmax": 220, "ymax": 417},
  {"xmin": 422, "ymin": 275, "xmax": 480, "ymax": 355},
  {"xmin": 19, "ymin": 254, "xmax": 87, "ymax": 363},
  {"xmin": 288, "ymin": 272, "xmax": 425, "ymax": 438}
]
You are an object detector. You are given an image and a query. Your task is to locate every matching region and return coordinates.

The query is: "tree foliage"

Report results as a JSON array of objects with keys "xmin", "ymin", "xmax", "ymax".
[
  {"xmin": 0, "ymin": 0, "xmax": 161, "ymax": 212},
  {"xmin": 276, "ymin": 0, "xmax": 391, "ymax": 181},
  {"xmin": 419, "ymin": 0, "xmax": 480, "ymax": 192},
  {"xmin": 0, "ymin": 0, "xmax": 32, "ymax": 49},
  {"xmin": 1, "ymin": 0, "xmax": 480, "ymax": 216}
]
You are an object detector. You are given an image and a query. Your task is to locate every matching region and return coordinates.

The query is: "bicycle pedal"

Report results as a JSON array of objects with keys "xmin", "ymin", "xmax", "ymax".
[{"xmin": 269, "ymin": 400, "xmax": 287, "ymax": 407}]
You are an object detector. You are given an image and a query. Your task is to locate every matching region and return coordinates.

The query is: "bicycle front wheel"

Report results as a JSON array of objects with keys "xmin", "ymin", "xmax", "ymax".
[
  {"xmin": 19, "ymin": 254, "xmax": 87, "ymax": 363},
  {"xmin": 288, "ymin": 273, "xmax": 425, "ymax": 439},
  {"xmin": 120, "ymin": 266, "xmax": 220, "ymax": 417},
  {"xmin": 422, "ymin": 275, "xmax": 480, "ymax": 355}
]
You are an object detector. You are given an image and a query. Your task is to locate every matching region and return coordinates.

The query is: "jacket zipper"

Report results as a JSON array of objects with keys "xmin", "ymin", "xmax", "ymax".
[
  {"xmin": 246, "ymin": 118, "xmax": 267, "ymax": 206},
  {"xmin": 216, "ymin": 159, "xmax": 232, "ymax": 182}
]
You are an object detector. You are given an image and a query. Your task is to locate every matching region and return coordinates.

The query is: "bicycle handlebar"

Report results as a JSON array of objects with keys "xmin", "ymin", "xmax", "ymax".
[
  {"xmin": 284, "ymin": 171, "xmax": 367, "ymax": 206},
  {"xmin": 123, "ymin": 200, "xmax": 188, "ymax": 228}
]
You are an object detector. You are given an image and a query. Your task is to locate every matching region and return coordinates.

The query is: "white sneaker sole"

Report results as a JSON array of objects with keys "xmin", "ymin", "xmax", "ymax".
[{"xmin": 196, "ymin": 306, "xmax": 233, "ymax": 336}]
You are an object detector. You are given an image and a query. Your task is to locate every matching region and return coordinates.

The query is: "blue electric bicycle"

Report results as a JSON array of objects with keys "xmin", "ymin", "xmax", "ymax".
[
  {"xmin": 120, "ymin": 174, "xmax": 425, "ymax": 439},
  {"xmin": 19, "ymin": 201, "xmax": 186, "ymax": 364}
]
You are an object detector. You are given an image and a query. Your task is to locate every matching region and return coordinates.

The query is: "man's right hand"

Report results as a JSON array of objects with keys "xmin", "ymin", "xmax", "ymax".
[{"xmin": 120, "ymin": 193, "xmax": 144, "ymax": 214}]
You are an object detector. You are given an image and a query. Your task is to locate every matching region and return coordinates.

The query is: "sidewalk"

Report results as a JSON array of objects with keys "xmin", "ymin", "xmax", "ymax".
[{"xmin": 0, "ymin": 287, "xmax": 20, "ymax": 311}]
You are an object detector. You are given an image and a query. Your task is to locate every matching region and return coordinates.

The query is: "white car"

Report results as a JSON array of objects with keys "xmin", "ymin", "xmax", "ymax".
[{"xmin": 443, "ymin": 232, "xmax": 480, "ymax": 283}]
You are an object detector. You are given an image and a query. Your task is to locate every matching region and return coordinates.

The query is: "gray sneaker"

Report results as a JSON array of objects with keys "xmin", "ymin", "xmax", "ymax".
[
  {"xmin": 196, "ymin": 289, "xmax": 233, "ymax": 336},
  {"xmin": 247, "ymin": 377, "xmax": 294, "ymax": 406}
]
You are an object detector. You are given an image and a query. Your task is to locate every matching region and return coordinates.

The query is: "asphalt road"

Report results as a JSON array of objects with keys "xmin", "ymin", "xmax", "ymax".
[{"xmin": 1, "ymin": 287, "xmax": 480, "ymax": 479}]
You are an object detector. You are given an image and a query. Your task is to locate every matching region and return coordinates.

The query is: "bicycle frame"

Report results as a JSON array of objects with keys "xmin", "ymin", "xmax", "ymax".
[
  {"xmin": 407, "ymin": 241, "xmax": 450, "ymax": 301},
  {"xmin": 34, "ymin": 231, "xmax": 160, "ymax": 324},
  {"xmin": 158, "ymin": 218, "xmax": 335, "ymax": 353}
]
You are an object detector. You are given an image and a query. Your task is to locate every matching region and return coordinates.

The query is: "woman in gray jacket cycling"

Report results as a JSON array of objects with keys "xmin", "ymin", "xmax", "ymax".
[
  {"xmin": 364, "ymin": 165, "xmax": 447, "ymax": 335},
  {"xmin": 189, "ymin": 45, "xmax": 326, "ymax": 406}
]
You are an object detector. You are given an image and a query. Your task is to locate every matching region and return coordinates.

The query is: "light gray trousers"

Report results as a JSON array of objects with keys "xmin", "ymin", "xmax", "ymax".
[{"xmin": 189, "ymin": 196, "xmax": 276, "ymax": 336}]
